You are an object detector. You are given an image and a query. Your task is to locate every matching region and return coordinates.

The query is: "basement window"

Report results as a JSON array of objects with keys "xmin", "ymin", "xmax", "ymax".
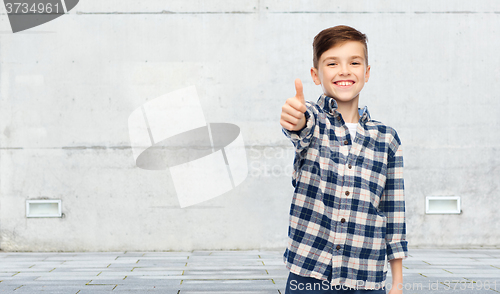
[
  {"xmin": 26, "ymin": 200, "xmax": 62, "ymax": 218},
  {"xmin": 425, "ymin": 196, "xmax": 461, "ymax": 214}
]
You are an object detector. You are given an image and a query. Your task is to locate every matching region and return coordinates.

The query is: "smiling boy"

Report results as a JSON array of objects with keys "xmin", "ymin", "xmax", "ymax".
[{"xmin": 280, "ymin": 26, "xmax": 408, "ymax": 293}]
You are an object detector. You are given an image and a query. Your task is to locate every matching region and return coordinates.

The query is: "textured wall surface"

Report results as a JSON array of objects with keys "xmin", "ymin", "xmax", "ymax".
[{"xmin": 1, "ymin": 0, "xmax": 499, "ymax": 251}]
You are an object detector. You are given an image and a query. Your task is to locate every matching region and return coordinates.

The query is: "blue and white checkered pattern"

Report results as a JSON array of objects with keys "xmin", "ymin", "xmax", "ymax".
[{"xmin": 282, "ymin": 94, "xmax": 408, "ymax": 290}]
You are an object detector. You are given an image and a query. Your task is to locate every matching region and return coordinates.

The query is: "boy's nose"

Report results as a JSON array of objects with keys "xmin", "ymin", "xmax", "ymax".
[{"xmin": 338, "ymin": 66, "xmax": 350, "ymax": 76}]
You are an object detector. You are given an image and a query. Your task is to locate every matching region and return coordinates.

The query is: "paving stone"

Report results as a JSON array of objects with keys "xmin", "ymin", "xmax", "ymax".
[
  {"xmin": 33, "ymin": 275, "xmax": 98, "ymax": 281},
  {"xmin": 3, "ymin": 286, "xmax": 84, "ymax": 293},
  {"xmin": 405, "ymin": 265, "xmax": 476, "ymax": 269},
  {"xmin": 404, "ymin": 268, "xmax": 459, "ymax": 274},
  {"xmin": 112, "ymin": 285, "xmax": 180, "ymax": 293},
  {"xmin": 133, "ymin": 256, "xmax": 189, "ymax": 261},
  {"xmin": 100, "ymin": 270, "xmax": 183, "ymax": 276},
  {"xmin": 179, "ymin": 279, "xmax": 280, "ymax": 291},
  {"xmin": 183, "ymin": 269, "xmax": 268, "ymax": 275},
  {"xmin": 131, "ymin": 265, "xmax": 188, "ymax": 271},
  {"xmin": 89, "ymin": 279, "xmax": 182, "ymax": 287},
  {"xmin": 178, "ymin": 291, "xmax": 280, "ymax": 294}
]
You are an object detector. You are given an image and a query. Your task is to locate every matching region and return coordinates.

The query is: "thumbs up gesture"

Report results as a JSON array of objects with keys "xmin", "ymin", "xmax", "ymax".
[{"xmin": 280, "ymin": 78, "xmax": 307, "ymax": 131}]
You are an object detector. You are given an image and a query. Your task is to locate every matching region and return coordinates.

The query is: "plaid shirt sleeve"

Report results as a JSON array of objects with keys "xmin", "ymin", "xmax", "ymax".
[
  {"xmin": 282, "ymin": 102, "xmax": 315, "ymax": 153},
  {"xmin": 379, "ymin": 134, "xmax": 408, "ymax": 261},
  {"xmin": 282, "ymin": 102, "xmax": 316, "ymax": 187}
]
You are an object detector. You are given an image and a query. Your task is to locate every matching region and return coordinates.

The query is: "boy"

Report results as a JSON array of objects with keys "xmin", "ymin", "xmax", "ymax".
[{"xmin": 280, "ymin": 25, "xmax": 408, "ymax": 293}]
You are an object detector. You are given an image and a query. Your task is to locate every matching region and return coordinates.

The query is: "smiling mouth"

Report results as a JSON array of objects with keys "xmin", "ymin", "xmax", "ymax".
[{"xmin": 334, "ymin": 81, "xmax": 355, "ymax": 86}]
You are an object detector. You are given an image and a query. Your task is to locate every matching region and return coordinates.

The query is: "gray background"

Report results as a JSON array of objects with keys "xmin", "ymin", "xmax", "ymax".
[{"xmin": 0, "ymin": 0, "xmax": 499, "ymax": 251}]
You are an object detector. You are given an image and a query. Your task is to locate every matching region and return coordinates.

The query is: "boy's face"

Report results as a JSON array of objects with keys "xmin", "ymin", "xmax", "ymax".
[{"xmin": 311, "ymin": 41, "xmax": 370, "ymax": 104}]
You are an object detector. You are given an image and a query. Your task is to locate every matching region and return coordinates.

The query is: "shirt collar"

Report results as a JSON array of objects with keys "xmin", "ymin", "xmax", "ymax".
[{"xmin": 317, "ymin": 94, "xmax": 371, "ymax": 123}]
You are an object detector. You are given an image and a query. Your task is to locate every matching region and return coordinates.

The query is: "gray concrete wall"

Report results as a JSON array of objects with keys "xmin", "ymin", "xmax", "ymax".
[{"xmin": 0, "ymin": 0, "xmax": 499, "ymax": 251}]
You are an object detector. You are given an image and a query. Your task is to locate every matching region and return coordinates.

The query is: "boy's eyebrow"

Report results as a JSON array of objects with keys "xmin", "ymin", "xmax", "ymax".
[
  {"xmin": 323, "ymin": 55, "xmax": 364, "ymax": 61},
  {"xmin": 322, "ymin": 57, "xmax": 338, "ymax": 61},
  {"xmin": 350, "ymin": 55, "xmax": 364, "ymax": 60}
]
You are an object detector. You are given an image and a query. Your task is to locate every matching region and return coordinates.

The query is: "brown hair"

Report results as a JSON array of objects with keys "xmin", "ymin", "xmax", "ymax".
[{"xmin": 312, "ymin": 25, "xmax": 368, "ymax": 68}]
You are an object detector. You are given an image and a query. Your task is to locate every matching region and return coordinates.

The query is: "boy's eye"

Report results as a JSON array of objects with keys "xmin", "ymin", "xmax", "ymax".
[
  {"xmin": 352, "ymin": 62, "xmax": 360, "ymax": 65},
  {"xmin": 328, "ymin": 63, "xmax": 336, "ymax": 66}
]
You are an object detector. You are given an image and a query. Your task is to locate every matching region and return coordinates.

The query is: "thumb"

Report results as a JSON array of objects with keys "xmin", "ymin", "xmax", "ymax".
[{"xmin": 294, "ymin": 78, "xmax": 305, "ymax": 104}]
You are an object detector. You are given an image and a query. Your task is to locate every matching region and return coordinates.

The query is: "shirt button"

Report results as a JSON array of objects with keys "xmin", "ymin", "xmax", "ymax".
[
  {"xmin": 348, "ymin": 164, "xmax": 352, "ymax": 169},
  {"xmin": 341, "ymin": 218, "xmax": 346, "ymax": 223},
  {"xmin": 345, "ymin": 191, "xmax": 350, "ymax": 196},
  {"xmin": 344, "ymin": 140, "xmax": 348, "ymax": 145},
  {"xmin": 336, "ymin": 245, "xmax": 341, "ymax": 250}
]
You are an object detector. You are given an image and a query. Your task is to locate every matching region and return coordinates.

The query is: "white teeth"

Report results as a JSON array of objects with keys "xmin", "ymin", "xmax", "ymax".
[{"xmin": 337, "ymin": 81, "xmax": 353, "ymax": 86}]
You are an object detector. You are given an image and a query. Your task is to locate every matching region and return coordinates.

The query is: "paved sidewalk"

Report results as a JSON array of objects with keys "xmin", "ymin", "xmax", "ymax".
[{"xmin": 0, "ymin": 249, "xmax": 499, "ymax": 293}]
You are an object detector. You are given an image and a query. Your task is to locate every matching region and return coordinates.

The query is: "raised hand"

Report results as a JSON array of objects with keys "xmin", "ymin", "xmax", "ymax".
[{"xmin": 280, "ymin": 78, "xmax": 307, "ymax": 131}]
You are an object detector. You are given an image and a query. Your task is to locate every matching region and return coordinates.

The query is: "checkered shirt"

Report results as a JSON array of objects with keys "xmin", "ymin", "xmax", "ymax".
[{"xmin": 282, "ymin": 94, "xmax": 408, "ymax": 289}]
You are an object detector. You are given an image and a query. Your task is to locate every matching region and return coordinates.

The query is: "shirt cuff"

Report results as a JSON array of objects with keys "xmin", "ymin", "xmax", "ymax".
[{"xmin": 387, "ymin": 240, "xmax": 409, "ymax": 261}]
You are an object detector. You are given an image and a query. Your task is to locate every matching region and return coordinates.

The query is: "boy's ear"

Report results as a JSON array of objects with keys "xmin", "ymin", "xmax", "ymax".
[
  {"xmin": 365, "ymin": 65, "xmax": 371, "ymax": 83},
  {"xmin": 310, "ymin": 67, "xmax": 321, "ymax": 85}
]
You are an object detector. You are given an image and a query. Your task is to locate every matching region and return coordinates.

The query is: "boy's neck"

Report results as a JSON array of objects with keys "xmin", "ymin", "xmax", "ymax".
[{"xmin": 333, "ymin": 96, "xmax": 360, "ymax": 123}]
